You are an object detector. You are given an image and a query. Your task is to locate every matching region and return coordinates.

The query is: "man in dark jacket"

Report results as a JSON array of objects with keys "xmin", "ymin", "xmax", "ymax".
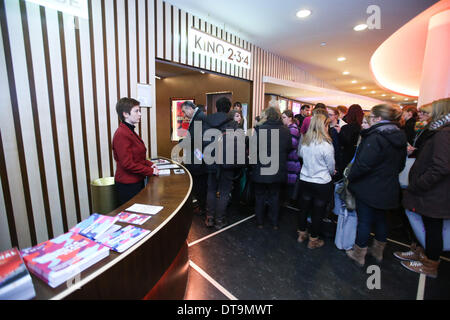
[
  {"xmin": 250, "ymin": 106, "xmax": 291, "ymax": 229},
  {"xmin": 203, "ymin": 97, "xmax": 240, "ymax": 230},
  {"xmin": 180, "ymin": 101, "xmax": 207, "ymax": 215}
]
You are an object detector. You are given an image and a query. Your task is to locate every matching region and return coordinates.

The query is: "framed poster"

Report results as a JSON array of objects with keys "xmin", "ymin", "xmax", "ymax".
[{"xmin": 170, "ymin": 98, "xmax": 194, "ymax": 141}]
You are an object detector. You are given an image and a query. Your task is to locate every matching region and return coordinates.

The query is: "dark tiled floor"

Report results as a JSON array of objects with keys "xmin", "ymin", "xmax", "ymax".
[{"xmin": 185, "ymin": 204, "xmax": 450, "ymax": 300}]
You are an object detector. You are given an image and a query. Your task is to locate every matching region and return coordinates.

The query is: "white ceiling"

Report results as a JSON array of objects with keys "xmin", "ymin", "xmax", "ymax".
[{"xmin": 165, "ymin": 0, "xmax": 438, "ymax": 105}]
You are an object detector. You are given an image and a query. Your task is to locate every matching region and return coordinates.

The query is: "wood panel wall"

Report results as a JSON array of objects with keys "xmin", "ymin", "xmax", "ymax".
[
  {"xmin": 0, "ymin": 0, "xmax": 156, "ymax": 251},
  {"xmin": 1, "ymin": 0, "xmax": 333, "ymax": 251}
]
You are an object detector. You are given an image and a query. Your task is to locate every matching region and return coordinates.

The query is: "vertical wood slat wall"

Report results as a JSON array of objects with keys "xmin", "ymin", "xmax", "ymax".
[
  {"xmin": 153, "ymin": 0, "xmax": 334, "ymax": 120},
  {"xmin": 0, "ymin": 0, "xmax": 332, "ymax": 251},
  {"xmin": 0, "ymin": 0, "xmax": 156, "ymax": 251}
]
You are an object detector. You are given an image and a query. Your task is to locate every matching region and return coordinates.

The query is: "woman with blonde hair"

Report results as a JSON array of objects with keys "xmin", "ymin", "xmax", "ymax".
[
  {"xmin": 297, "ymin": 114, "xmax": 335, "ymax": 249},
  {"xmin": 399, "ymin": 98, "xmax": 450, "ymax": 278}
]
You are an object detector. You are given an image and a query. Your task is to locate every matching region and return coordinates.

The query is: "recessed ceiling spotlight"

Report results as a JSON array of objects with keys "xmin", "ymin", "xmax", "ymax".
[
  {"xmin": 392, "ymin": 97, "xmax": 396, "ymax": 99},
  {"xmin": 337, "ymin": 57, "xmax": 346, "ymax": 62},
  {"xmin": 351, "ymin": 80, "xmax": 357, "ymax": 84},
  {"xmin": 381, "ymin": 94, "xmax": 386, "ymax": 97},
  {"xmin": 414, "ymin": 100, "xmax": 418, "ymax": 103},
  {"xmin": 354, "ymin": 23, "xmax": 368, "ymax": 31},
  {"xmin": 342, "ymin": 71, "xmax": 350, "ymax": 75},
  {"xmin": 361, "ymin": 86, "xmax": 367, "ymax": 90},
  {"xmin": 296, "ymin": 9, "xmax": 312, "ymax": 18},
  {"xmin": 320, "ymin": 42, "xmax": 327, "ymax": 47},
  {"xmin": 404, "ymin": 98, "xmax": 409, "ymax": 101},
  {"xmin": 371, "ymin": 91, "xmax": 376, "ymax": 94}
]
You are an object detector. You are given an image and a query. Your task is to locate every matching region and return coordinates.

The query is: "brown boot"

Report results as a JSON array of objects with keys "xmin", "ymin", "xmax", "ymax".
[
  {"xmin": 307, "ymin": 236, "xmax": 324, "ymax": 249},
  {"xmin": 297, "ymin": 230, "xmax": 309, "ymax": 243},
  {"xmin": 393, "ymin": 243, "xmax": 424, "ymax": 261},
  {"xmin": 346, "ymin": 244, "xmax": 368, "ymax": 267},
  {"xmin": 368, "ymin": 239, "xmax": 387, "ymax": 263},
  {"xmin": 401, "ymin": 254, "xmax": 440, "ymax": 278}
]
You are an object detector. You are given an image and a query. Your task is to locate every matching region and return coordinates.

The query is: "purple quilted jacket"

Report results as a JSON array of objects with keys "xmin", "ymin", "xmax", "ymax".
[{"xmin": 286, "ymin": 123, "xmax": 301, "ymax": 184}]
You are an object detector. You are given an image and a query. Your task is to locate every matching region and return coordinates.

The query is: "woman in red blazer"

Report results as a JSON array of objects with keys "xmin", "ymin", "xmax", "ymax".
[{"xmin": 113, "ymin": 98, "xmax": 159, "ymax": 205}]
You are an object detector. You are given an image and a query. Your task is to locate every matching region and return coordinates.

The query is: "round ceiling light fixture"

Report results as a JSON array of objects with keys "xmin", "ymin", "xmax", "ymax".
[
  {"xmin": 337, "ymin": 57, "xmax": 346, "ymax": 62},
  {"xmin": 342, "ymin": 71, "xmax": 350, "ymax": 75},
  {"xmin": 351, "ymin": 80, "xmax": 357, "ymax": 84},
  {"xmin": 296, "ymin": 9, "xmax": 312, "ymax": 18},
  {"xmin": 361, "ymin": 86, "xmax": 367, "ymax": 90},
  {"xmin": 354, "ymin": 23, "xmax": 368, "ymax": 31}
]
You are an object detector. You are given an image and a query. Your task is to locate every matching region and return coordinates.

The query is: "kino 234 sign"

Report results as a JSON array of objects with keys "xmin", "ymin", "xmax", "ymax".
[{"xmin": 189, "ymin": 27, "xmax": 252, "ymax": 70}]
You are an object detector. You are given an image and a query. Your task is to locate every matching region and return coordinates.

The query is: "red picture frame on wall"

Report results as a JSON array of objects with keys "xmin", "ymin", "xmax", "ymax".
[{"xmin": 170, "ymin": 98, "xmax": 194, "ymax": 141}]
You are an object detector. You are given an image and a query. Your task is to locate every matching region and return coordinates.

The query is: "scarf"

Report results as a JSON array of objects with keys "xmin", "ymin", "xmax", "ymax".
[
  {"xmin": 429, "ymin": 113, "xmax": 450, "ymax": 131},
  {"xmin": 414, "ymin": 121, "xmax": 428, "ymax": 133}
]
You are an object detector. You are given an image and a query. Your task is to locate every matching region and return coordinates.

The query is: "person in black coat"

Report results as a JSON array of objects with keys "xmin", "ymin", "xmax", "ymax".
[
  {"xmin": 250, "ymin": 106, "xmax": 291, "ymax": 229},
  {"xmin": 203, "ymin": 97, "xmax": 241, "ymax": 230},
  {"xmin": 346, "ymin": 104, "xmax": 407, "ymax": 267},
  {"xmin": 400, "ymin": 105, "xmax": 418, "ymax": 146},
  {"xmin": 339, "ymin": 104, "xmax": 364, "ymax": 171},
  {"xmin": 180, "ymin": 101, "xmax": 207, "ymax": 215}
]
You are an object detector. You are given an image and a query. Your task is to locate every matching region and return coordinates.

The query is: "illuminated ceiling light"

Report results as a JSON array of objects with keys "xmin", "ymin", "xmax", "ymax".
[
  {"xmin": 392, "ymin": 97, "xmax": 396, "ymax": 99},
  {"xmin": 404, "ymin": 98, "xmax": 409, "ymax": 101},
  {"xmin": 337, "ymin": 57, "xmax": 346, "ymax": 62},
  {"xmin": 351, "ymin": 80, "xmax": 357, "ymax": 84},
  {"xmin": 371, "ymin": 91, "xmax": 376, "ymax": 94},
  {"xmin": 296, "ymin": 9, "xmax": 312, "ymax": 18},
  {"xmin": 342, "ymin": 71, "xmax": 350, "ymax": 75},
  {"xmin": 381, "ymin": 94, "xmax": 387, "ymax": 97},
  {"xmin": 414, "ymin": 100, "xmax": 418, "ymax": 103},
  {"xmin": 354, "ymin": 23, "xmax": 368, "ymax": 31},
  {"xmin": 361, "ymin": 86, "xmax": 367, "ymax": 90}
]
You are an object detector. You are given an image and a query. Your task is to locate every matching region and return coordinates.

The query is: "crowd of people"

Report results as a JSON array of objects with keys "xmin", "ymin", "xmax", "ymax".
[{"xmin": 178, "ymin": 96, "xmax": 449, "ymax": 279}]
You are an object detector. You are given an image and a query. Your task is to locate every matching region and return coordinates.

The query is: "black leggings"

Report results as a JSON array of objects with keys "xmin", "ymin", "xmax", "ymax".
[
  {"xmin": 297, "ymin": 180, "xmax": 333, "ymax": 238},
  {"xmin": 422, "ymin": 216, "xmax": 444, "ymax": 261}
]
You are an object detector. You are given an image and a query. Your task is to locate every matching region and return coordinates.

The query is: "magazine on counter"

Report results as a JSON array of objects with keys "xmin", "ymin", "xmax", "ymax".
[
  {"xmin": 116, "ymin": 211, "xmax": 152, "ymax": 225},
  {"xmin": 96, "ymin": 225, "xmax": 150, "ymax": 253},
  {"xmin": 20, "ymin": 232, "xmax": 109, "ymax": 288},
  {"xmin": 0, "ymin": 248, "xmax": 36, "ymax": 300}
]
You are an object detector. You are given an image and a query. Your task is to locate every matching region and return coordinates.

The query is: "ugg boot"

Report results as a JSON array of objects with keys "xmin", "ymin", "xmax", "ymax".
[
  {"xmin": 368, "ymin": 239, "xmax": 387, "ymax": 263},
  {"xmin": 307, "ymin": 236, "xmax": 324, "ymax": 249},
  {"xmin": 346, "ymin": 244, "xmax": 368, "ymax": 267},
  {"xmin": 297, "ymin": 230, "xmax": 309, "ymax": 243},
  {"xmin": 393, "ymin": 242, "xmax": 424, "ymax": 261},
  {"xmin": 401, "ymin": 254, "xmax": 440, "ymax": 278}
]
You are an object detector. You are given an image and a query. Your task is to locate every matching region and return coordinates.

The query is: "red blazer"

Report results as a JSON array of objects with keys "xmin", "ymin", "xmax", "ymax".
[{"xmin": 112, "ymin": 123, "xmax": 154, "ymax": 184}]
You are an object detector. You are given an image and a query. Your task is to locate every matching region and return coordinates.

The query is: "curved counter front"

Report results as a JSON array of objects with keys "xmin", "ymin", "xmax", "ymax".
[{"xmin": 31, "ymin": 161, "xmax": 193, "ymax": 300}]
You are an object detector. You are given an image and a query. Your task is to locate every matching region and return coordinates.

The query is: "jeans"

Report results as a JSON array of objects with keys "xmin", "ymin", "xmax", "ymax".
[
  {"xmin": 206, "ymin": 170, "xmax": 234, "ymax": 223},
  {"xmin": 355, "ymin": 198, "xmax": 388, "ymax": 248},
  {"xmin": 254, "ymin": 182, "xmax": 281, "ymax": 227}
]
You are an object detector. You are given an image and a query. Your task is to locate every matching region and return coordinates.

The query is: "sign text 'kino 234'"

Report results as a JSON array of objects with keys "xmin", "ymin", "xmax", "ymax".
[{"xmin": 189, "ymin": 27, "xmax": 251, "ymax": 70}]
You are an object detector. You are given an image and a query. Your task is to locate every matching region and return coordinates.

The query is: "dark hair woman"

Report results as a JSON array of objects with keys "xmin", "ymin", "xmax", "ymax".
[
  {"xmin": 339, "ymin": 104, "xmax": 364, "ymax": 170},
  {"xmin": 113, "ymin": 98, "xmax": 159, "ymax": 206}
]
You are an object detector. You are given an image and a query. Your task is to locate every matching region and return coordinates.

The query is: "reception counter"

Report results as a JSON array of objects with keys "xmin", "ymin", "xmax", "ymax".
[{"xmin": 31, "ymin": 161, "xmax": 193, "ymax": 300}]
